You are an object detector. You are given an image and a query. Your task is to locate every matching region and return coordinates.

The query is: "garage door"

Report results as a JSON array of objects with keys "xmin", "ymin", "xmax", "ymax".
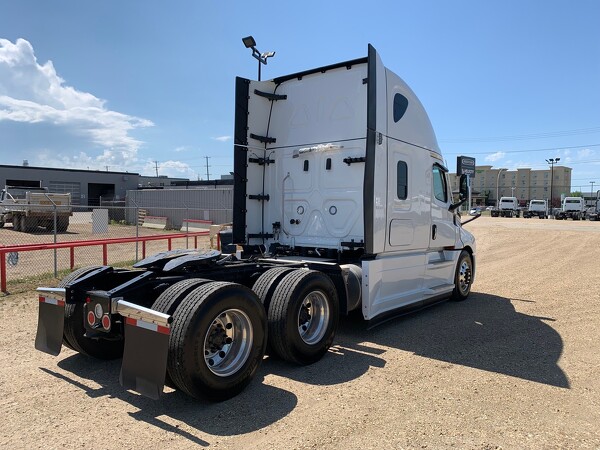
[{"xmin": 49, "ymin": 181, "xmax": 82, "ymax": 205}]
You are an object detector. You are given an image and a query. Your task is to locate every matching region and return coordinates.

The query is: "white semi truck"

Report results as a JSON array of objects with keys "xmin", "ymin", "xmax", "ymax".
[
  {"xmin": 491, "ymin": 196, "xmax": 520, "ymax": 217},
  {"xmin": 523, "ymin": 199, "xmax": 548, "ymax": 219},
  {"xmin": 34, "ymin": 45, "xmax": 476, "ymax": 402},
  {"xmin": 588, "ymin": 191, "xmax": 600, "ymax": 221},
  {"xmin": 555, "ymin": 197, "xmax": 586, "ymax": 220}
]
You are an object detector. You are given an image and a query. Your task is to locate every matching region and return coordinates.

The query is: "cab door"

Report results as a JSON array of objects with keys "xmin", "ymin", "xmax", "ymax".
[{"xmin": 429, "ymin": 163, "xmax": 457, "ymax": 250}]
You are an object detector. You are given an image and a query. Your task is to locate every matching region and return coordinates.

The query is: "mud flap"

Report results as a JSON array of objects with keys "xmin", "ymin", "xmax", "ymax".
[
  {"xmin": 35, "ymin": 296, "xmax": 65, "ymax": 356},
  {"xmin": 119, "ymin": 317, "xmax": 170, "ymax": 400}
]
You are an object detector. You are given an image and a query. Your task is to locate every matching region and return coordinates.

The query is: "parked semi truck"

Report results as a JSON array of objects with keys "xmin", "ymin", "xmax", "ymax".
[
  {"xmin": 34, "ymin": 45, "xmax": 476, "ymax": 402},
  {"xmin": 523, "ymin": 199, "xmax": 548, "ymax": 219},
  {"xmin": 555, "ymin": 197, "xmax": 586, "ymax": 220},
  {"xmin": 587, "ymin": 191, "xmax": 600, "ymax": 221},
  {"xmin": 491, "ymin": 196, "xmax": 520, "ymax": 217},
  {"xmin": 0, "ymin": 186, "xmax": 72, "ymax": 232}
]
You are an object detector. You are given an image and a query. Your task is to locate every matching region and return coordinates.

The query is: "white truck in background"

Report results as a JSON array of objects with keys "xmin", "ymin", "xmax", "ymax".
[
  {"xmin": 523, "ymin": 199, "xmax": 548, "ymax": 219},
  {"xmin": 555, "ymin": 197, "xmax": 586, "ymax": 220},
  {"xmin": 491, "ymin": 196, "xmax": 520, "ymax": 217},
  {"xmin": 0, "ymin": 186, "xmax": 72, "ymax": 232},
  {"xmin": 587, "ymin": 191, "xmax": 600, "ymax": 221},
  {"xmin": 34, "ymin": 45, "xmax": 476, "ymax": 402}
]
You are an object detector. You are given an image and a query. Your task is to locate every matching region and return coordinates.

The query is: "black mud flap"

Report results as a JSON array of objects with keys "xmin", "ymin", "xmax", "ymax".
[
  {"xmin": 119, "ymin": 317, "xmax": 170, "ymax": 400},
  {"xmin": 35, "ymin": 296, "xmax": 65, "ymax": 356}
]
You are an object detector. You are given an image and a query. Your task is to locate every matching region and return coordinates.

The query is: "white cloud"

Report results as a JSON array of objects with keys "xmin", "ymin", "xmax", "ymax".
[
  {"xmin": 577, "ymin": 148, "xmax": 592, "ymax": 158},
  {"xmin": 0, "ymin": 38, "xmax": 152, "ymax": 169},
  {"xmin": 485, "ymin": 151, "xmax": 506, "ymax": 162},
  {"xmin": 212, "ymin": 135, "xmax": 231, "ymax": 142}
]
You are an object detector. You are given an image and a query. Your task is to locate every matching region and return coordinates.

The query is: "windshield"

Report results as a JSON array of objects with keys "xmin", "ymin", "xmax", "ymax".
[{"xmin": 565, "ymin": 199, "xmax": 581, "ymax": 204}]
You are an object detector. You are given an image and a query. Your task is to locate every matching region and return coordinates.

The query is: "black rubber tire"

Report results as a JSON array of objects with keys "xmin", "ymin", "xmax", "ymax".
[
  {"xmin": 58, "ymin": 266, "xmax": 103, "ymax": 351},
  {"xmin": 0, "ymin": 220, "xmax": 4, "ymax": 228},
  {"xmin": 12, "ymin": 215, "xmax": 21, "ymax": 231},
  {"xmin": 60, "ymin": 266, "xmax": 124, "ymax": 359},
  {"xmin": 23, "ymin": 217, "xmax": 37, "ymax": 232},
  {"xmin": 267, "ymin": 269, "xmax": 339, "ymax": 365},
  {"xmin": 252, "ymin": 267, "xmax": 296, "ymax": 310},
  {"xmin": 167, "ymin": 282, "xmax": 267, "ymax": 401},
  {"xmin": 19, "ymin": 215, "xmax": 26, "ymax": 232},
  {"xmin": 151, "ymin": 278, "xmax": 212, "ymax": 316},
  {"xmin": 57, "ymin": 217, "xmax": 69, "ymax": 232},
  {"xmin": 451, "ymin": 250, "xmax": 473, "ymax": 301},
  {"xmin": 151, "ymin": 278, "xmax": 211, "ymax": 389}
]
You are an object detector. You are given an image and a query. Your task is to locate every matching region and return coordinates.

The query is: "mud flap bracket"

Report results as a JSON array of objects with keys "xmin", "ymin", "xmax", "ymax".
[
  {"xmin": 115, "ymin": 299, "xmax": 172, "ymax": 400},
  {"xmin": 35, "ymin": 290, "xmax": 66, "ymax": 356}
]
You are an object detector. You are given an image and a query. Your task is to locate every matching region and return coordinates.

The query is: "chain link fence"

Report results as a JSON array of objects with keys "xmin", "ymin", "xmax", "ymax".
[{"xmin": 1, "ymin": 204, "xmax": 232, "ymax": 293}]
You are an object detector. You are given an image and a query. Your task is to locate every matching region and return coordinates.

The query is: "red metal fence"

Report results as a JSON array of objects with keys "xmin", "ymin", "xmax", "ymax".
[{"xmin": 1, "ymin": 231, "xmax": 209, "ymax": 293}]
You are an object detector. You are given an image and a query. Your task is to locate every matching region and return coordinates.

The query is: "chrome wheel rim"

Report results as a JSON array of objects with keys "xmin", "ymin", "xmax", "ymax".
[
  {"xmin": 458, "ymin": 258, "xmax": 472, "ymax": 295},
  {"xmin": 203, "ymin": 309, "xmax": 253, "ymax": 377},
  {"xmin": 297, "ymin": 290, "xmax": 330, "ymax": 345}
]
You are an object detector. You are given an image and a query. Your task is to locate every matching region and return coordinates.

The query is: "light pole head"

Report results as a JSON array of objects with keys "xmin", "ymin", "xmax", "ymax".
[{"xmin": 242, "ymin": 36, "xmax": 256, "ymax": 48}]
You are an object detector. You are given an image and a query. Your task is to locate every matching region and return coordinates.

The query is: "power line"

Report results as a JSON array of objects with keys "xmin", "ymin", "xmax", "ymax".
[
  {"xmin": 444, "ymin": 143, "xmax": 600, "ymax": 156},
  {"xmin": 440, "ymin": 126, "xmax": 600, "ymax": 143}
]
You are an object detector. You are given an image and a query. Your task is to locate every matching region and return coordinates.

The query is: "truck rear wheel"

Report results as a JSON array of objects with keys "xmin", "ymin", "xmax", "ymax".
[
  {"xmin": 59, "ymin": 266, "xmax": 124, "ymax": 359},
  {"xmin": 267, "ymin": 270, "xmax": 339, "ymax": 365},
  {"xmin": 23, "ymin": 217, "xmax": 37, "ymax": 232},
  {"xmin": 252, "ymin": 267, "xmax": 296, "ymax": 310},
  {"xmin": 12, "ymin": 215, "xmax": 21, "ymax": 231},
  {"xmin": 167, "ymin": 282, "xmax": 267, "ymax": 401},
  {"xmin": 57, "ymin": 217, "xmax": 69, "ymax": 232},
  {"xmin": 451, "ymin": 251, "xmax": 473, "ymax": 301}
]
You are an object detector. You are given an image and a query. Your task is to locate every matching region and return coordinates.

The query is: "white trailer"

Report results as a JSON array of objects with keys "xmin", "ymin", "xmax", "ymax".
[{"xmin": 34, "ymin": 45, "xmax": 476, "ymax": 401}]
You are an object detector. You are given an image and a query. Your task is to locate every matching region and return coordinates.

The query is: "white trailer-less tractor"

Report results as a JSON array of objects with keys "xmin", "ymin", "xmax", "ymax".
[
  {"xmin": 34, "ymin": 45, "xmax": 476, "ymax": 401},
  {"xmin": 523, "ymin": 199, "xmax": 548, "ymax": 219},
  {"xmin": 491, "ymin": 196, "xmax": 520, "ymax": 217},
  {"xmin": 555, "ymin": 197, "xmax": 586, "ymax": 220},
  {"xmin": 588, "ymin": 191, "xmax": 600, "ymax": 221}
]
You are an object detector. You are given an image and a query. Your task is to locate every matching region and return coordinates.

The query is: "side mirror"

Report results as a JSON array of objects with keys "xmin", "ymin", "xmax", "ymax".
[{"xmin": 449, "ymin": 174, "xmax": 469, "ymax": 212}]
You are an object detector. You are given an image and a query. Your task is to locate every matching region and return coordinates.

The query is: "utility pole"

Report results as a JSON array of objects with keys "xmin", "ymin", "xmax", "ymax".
[
  {"xmin": 591, "ymin": 181, "xmax": 596, "ymax": 199},
  {"xmin": 154, "ymin": 161, "xmax": 159, "ymax": 177},
  {"xmin": 546, "ymin": 157, "xmax": 560, "ymax": 217},
  {"xmin": 205, "ymin": 156, "xmax": 211, "ymax": 181}
]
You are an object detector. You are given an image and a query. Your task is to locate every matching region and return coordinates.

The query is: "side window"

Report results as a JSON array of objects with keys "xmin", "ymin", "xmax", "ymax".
[
  {"xmin": 397, "ymin": 161, "xmax": 408, "ymax": 199},
  {"xmin": 432, "ymin": 165, "xmax": 448, "ymax": 203},
  {"xmin": 393, "ymin": 93, "xmax": 409, "ymax": 122}
]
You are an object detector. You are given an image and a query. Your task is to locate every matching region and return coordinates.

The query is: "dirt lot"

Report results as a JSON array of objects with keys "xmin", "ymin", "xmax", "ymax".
[{"xmin": 1, "ymin": 216, "xmax": 599, "ymax": 449}]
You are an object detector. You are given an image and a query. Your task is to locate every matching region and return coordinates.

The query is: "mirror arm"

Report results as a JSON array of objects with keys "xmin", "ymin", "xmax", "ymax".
[{"xmin": 449, "ymin": 198, "xmax": 467, "ymax": 212}]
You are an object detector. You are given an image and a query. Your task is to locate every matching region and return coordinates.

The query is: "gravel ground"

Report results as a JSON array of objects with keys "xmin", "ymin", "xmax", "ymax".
[{"xmin": 1, "ymin": 216, "xmax": 599, "ymax": 449}]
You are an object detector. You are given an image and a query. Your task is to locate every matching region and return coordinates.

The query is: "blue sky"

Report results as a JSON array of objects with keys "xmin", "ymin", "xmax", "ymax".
[{"xmin": 1, "ymin": 1, "xmax": 599, "ymax": 193}]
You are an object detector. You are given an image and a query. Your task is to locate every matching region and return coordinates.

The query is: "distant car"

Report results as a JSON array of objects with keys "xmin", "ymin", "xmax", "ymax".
[
  {"xmin": 485, "ymin": 206, "xmax": 493, "ymax": 211},
  {"xmin": 469, "ymin": 208, "xmax": 481, "ymax": 216}
]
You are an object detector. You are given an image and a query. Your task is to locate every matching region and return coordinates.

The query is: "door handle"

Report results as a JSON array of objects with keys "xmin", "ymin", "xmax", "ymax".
[{"xmin": 432, "ymin": 224, "xmax": 437, "ymax": 240}]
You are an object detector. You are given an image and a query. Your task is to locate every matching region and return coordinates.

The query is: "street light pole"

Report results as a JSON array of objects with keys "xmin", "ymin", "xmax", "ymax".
[
  {"xmin": 242, "ymin": 36, "xmax": 275, "ymax": 81},
  {"xmin": 591, "ymin": 181, "xmax": 595, "ymax": 200},
  {"xmin": 546, "ymin": 157, "xmax": 560, "ymax": 217},
  {"xmin": 496, "ymin": 168, "xmax": 507, "ymax": 208}
]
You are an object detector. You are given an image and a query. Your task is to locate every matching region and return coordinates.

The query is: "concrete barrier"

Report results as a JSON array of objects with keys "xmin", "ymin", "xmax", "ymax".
[
  {"xmin": 181, "ymin": 219, "xmax": 212, "ymax": 232},
  {"xmin": 141, "ymin": 215, "xmax": 167, "ymax": 230}
]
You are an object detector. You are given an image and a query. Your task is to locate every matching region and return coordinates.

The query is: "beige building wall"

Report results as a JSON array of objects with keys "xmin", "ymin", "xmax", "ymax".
[{"xmin": 450, "ymin": 165, "xmax": 572, "ymax": 207}]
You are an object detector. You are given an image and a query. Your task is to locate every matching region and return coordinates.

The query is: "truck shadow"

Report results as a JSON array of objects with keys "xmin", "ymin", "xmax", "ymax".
[
  {"xmin": 264, "ymin": 292, "xmax": 567, "ymax": 389},
  {"xmin": 46, "ymin": 291, "xmax": 566, "ymax": 443},
  {"xmin": 50, "ymin": 357, "xmax": 298, "ymax": 443},
  {"xmin": 335, "ymin": 292, "xmax": 568, "ymax": 388}
]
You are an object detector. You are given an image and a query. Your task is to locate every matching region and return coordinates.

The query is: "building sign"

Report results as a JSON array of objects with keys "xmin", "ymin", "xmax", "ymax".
[{"xmin": 457, "ymin": 156, "xmax": 476, "ymax": 178}]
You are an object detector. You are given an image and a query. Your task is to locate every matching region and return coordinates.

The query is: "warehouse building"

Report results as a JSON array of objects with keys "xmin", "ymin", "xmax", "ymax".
[{"xmin": 0, "ymin": 164, "xmax": 140, "ymax": 206}]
